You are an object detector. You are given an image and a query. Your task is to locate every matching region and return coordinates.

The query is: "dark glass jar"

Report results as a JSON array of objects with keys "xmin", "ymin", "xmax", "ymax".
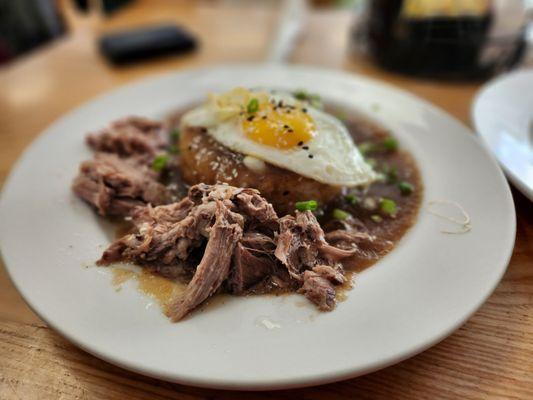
[{"xmin": 352, "ymin": 0, "xmax": 528, "ymax": 79}]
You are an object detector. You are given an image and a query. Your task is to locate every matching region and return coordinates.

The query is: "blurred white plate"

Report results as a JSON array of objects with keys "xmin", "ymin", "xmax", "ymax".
[
  {"xmin": 472, "ymin": 69, "xmax": 533, "ymax": 201},
  {"xmin": 0, "ymin": 65, "xmax": 515, "ymax": 390}
]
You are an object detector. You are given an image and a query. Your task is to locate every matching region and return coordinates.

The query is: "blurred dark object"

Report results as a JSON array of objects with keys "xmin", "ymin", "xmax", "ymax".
[
  {"xmin": 0, "ymin": 0, "xmax": 65, "ymax": 64},
  {"xmin": 99, "ymin": 24, "xmax": 198, "ymax": 65},
  {"xmin": 353, "ymin": 0, "xmax": 529, "ymax": 79},
  {"xmin": 73, "ymin": 0, "xmax": 134, "ymax": 15}
]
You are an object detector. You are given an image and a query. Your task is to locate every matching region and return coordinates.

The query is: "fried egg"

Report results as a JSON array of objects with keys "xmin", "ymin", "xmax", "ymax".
[{"xmin": 180, "ymin": 88, "xmax": 377, "ymax": 187}]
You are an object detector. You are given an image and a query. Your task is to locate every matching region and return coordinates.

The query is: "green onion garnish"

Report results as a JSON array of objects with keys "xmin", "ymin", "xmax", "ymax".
[
  {"xmin": 295, "ymin": 200, "xmax": 318, "ymax": 212},
  {"xmin": 345, "ymin": 194, "xmax": 359, "ymax": 205},
  {"xmin": 382, "ymin": 164, "xmax": 398, "ymax": 184},
  {"xmin": 382, "ymin": 137, "xmax": 398, "ymax": 152},
  {"xmin": 152, "ymin": 154, "xmax": 169, "ymax": 172},
  {"xmin": 247, "ymin": 98, "xmax": 259, "ymax": 113},
  {"xmin": 398, "ymin": 181, "xmax": 414, "ymax": 195},
  {"xmin": 358, "ymin": 137, "xmax": 399, "ymax": 155},
  {"xmin": 358, "ymin": 142, "xmax": 373, "ymax": 156},
  {"xmin": 371, "ymin": 214, "xmax": 383, "ymax": 223},
  {"xmin": 168, "ymin": 145, "xmax": 179, "ymax": 154},
  {"xmin": 379, "ymin": 198, "xmax": 397, "ymax": 216},
  {"xmin": 170, "ymin": 128, "xmax": 180, "ymax": 142},
  {"xmin": 292, "ymin": 90, "xmax": 323, "ymax": 109},
  {"xmin": 333, "ymin": 208, "xmax": 351, "ymax": 220},
  {"xmin": 365, "ymin": 158, "xmax": 377, "ymax": 169}
]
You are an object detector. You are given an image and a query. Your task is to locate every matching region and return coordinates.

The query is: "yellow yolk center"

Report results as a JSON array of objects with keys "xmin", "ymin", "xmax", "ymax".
[{"xmin": 242, "ymin": 104, "xmax": 316, "ymax": 149}]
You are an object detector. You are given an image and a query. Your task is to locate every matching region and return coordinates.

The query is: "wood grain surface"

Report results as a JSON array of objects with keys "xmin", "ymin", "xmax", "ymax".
[{"xmin": 0, "ymin": 1, "xmax": 532, "ymax": 399}]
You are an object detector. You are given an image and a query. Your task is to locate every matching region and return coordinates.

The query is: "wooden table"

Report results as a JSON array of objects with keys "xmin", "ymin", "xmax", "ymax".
[{"xmin": 1, "ymin": 1, "xmax": 531, "ymax": 399}]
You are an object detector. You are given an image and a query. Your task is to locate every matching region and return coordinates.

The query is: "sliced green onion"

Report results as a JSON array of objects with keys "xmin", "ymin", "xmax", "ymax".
[
  {"xmin": 345, "ymin": 194, "xmax": 359, "ymax": 205},
  {"xmin": 382, "ymin": 164, "xmax": 398, "ymax": 183},
  {"xmin": 382, "ymin": 137, "xmax": 398, "ymax": 152},
  {"xmin": 170, "ymin": 128, "xmax": 180, "ymax": 142},
  {"xmin": 247, "ymin": 98, "xmax": 259, "ymax": 113},
  {"xmin": 398, "ymin": 181, "xmax": 414, "ymax": 195},
  {"xmin": 295, "ymin": 200, "xmax": 318, "ymax": 212},
  {"xmin": 335, "ymin": 111, "xmax": 348, "ymax": 121},
  {"xmin": 292, "ymin": 90, "xmax": 323, "ymax": 109},
  {"xmin": 358, "ymin": 137, "xmax": 399, "ymax": 155},
  {"xmin": 379, "ymin": 198, "xmax": 397, "ymax": 216},
  {"xmin": 365, "ymin": 157, "xmax": 377, "ymax": 169},
  {"xmin": 371, "ymin": 214, "xmax": 383, "ymax": 223},
  {"xmin": 358, "ymin": 142, "xmax": 373, "ymax": 155},
  {"xmin": 168, "ymin": 145, "xmax": 179, "ymax": 154},
  {"xmin": 333, "ymin": 208, "xmax": 351, "ymax": 220},
  {"xmin": 152, "ymin": 154, "xmax": 169, "ymax": 172}
]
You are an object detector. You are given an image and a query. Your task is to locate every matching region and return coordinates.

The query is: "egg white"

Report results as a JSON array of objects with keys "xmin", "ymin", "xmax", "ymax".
[{"xmin": 180, "ymin": 93, "xmax": 377, "ymax": 187}]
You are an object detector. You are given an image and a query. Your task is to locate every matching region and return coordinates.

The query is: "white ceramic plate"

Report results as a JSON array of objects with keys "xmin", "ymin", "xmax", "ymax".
[
  {"xmin": 0, "ymin": 65, "xmax": 515, "ymax": 390},
  {"xmin": 472, "ymin": 69, "xmax": 533, "ymax": 201}
]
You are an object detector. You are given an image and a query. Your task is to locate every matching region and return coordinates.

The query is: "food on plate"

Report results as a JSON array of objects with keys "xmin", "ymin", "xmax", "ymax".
[
  {"xmin": 72, "ymin": 153, "xmax": 173, "ymax": 217},
  {"xmin": 98, "ymin": 183, "xmax": 368, "ymax": 320},
  {"xmin": 179, "ymin": 126, "xmax": 342, "ymax": 215},
  {"xmin": 71, "ymin": 87, "xmax": 422, "ymax": 321},
  {"xmin": 86, "ymin": 116, "xmax": 169, "ymax": 164},
  {"xmin": 178, "ymin": 88, "xmax": 377, "ymax": 214}
]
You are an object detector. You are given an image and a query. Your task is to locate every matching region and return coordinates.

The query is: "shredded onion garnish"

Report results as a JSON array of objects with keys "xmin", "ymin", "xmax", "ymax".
[{"xmin": 427, "ymin": 200, "xmax": 472, "ymax": 234}]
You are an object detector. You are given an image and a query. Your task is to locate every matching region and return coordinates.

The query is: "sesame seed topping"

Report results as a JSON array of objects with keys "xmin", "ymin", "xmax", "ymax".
[
  {"xmin": 302, "ymin": 146, "xmax": 309, "ymax": 150},
  {"xmin": 308, "ymin": 154, "xmax": 314, "ymax": 159},
  {"xmin": 247, "ymin": 116, "xmax": 254, "ymax": 121},
  {"xmin": 297, "ymin": 141, "xmax": 303, "ymax": 146}
]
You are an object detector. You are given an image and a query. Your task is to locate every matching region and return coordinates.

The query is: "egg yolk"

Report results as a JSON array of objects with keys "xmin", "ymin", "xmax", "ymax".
[{"xmin": 242, "ymin": 104, "xmax": 316, "ymax": 149}]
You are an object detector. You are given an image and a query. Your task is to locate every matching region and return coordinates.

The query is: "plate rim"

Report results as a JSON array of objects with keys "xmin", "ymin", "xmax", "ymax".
[
  {"xmin": 0, "ymin": 63, "xmax": 516, "ymax": 390},
  {"xmin": 471, "ymin": 69, "xmax": 533, "ymax": 201}
]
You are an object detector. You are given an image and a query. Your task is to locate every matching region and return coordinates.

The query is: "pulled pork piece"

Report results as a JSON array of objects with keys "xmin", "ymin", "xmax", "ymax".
[
  {"xmin": 312, "ymin": 264, "xmax": 346, "ymax": 285},
  {"xmin": 72, "ymin": 153, "xmax": 172, "ymax": 217},
  {"xmin": 275, "ymin": 211, "xmax": 355, "ymax": 280},
  {"xmin": 86, "ymin": 117, "xmax": 168, "ymax": 161},
  {"xmin": 97, "ymin": 183, "xmax": 369, "ymax": 320},
  {"xmin": 169, "ymin": 202, "xmax": 243, "ymax": 321},
  {"xmin": 229, "ymin": 243, "xmax": 274, "ymax": 294},
  {"xmin": 274, "ymin": 211, "xmax": 355, "ymax": 309},
  {"xmin": 98, "ymin": 200, "xmax": 218, "ymax": 266},
  {"xmin": 298, "ymin": 270, "xmax": 336, "ymax": 311},
  {"xmin": 325, "ymin": 229, "xmax": 393, "ymax": 265}
]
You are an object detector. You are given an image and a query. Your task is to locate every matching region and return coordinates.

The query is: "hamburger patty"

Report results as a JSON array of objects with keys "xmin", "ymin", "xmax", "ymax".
[{"xmin": 179, "ymin": 127, "xmax": 341, "ymax": 215}]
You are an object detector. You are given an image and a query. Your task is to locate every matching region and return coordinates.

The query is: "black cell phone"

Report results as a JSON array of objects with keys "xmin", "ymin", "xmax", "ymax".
[{"xmin": 99, "ymin": 24, "xmax": 198, "ymax": 65}]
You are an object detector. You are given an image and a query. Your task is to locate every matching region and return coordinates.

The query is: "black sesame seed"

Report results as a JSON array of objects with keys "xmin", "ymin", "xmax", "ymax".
[
  {"xmin": 297, "ymin": 141, "xmax": 303, "ymax": 146},
  {"xmin": 282, "ymin": 191, "xmax": 290, "ymax": 196},
  {"xmin": 262, "ymin": 115, "xmax": 267, "ymax": 119},
  {"xmin": 247, "ymin": 116, "xmax": 254, "ymax": 122},
  {"xmin": 302, "ymin": 108, "xmax": 308, "ymax": 113},
  {"xmin": 288, "ymin": 129, "xmax": 294, "ymax": 133},
  {"xmin": 308, "ymin": 154, "xmax": 314, "ymax": 159},
  {"xmin": 283, "ymin": 124, "xmax": 289, "ymax": 129},
  {"xmin": 302, "ymin": 146, "xmax": 309, "ymax": 150}
]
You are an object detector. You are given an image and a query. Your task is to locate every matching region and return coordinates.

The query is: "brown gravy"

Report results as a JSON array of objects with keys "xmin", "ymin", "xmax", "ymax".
[
  {"xmin": 322, "ymin": 106, "xmax": 423, "ymax": 271},
  {"xmin": 109, "ymin": 104, "xmax": 423, "ymax": 309}
]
